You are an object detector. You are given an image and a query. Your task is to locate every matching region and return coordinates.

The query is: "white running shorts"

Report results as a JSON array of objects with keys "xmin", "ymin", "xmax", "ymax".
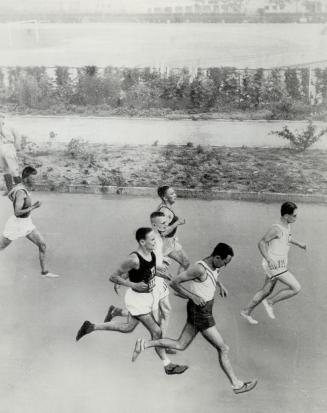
[
  {"xmin": 3, "ymin": 215, "xmax": 35, "ymax": 241},
  {"xmin": 262, "ymin": 256, "xmax": 289, "ymax": 279},
  {"xmin": 125, "ymin": 288, "xmax": 158, "ymax": 317}
]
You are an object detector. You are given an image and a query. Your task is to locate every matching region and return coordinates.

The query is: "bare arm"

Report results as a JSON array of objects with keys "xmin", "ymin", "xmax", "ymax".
[
  {"xmin": 158, "ymin": 206, "xmax": 185, "ymax": 236},
  {"xmin": 170, "ymin": 264, "xmax": 207, "ymax": 306},
  {"xmin": 258, "ymin": 226, "xmax": 281, "ymax": 268},
  {"xmin": 14, "ymin": 191, "xmax": 40, "ymax": 217},
  {"xmin": 156, "ymin": 264, "xmax": 173, "ymax": 281},
  {"xmin": 216, "ymin": 279, "xmax": 228, "ymax": 298},
  {"xmin": 109, "ymin": 255, "xmax": 149, "ymax": 292},
  {"xmin": 290, "ymin": 238, "xmax": 307, "ymax": 250}
]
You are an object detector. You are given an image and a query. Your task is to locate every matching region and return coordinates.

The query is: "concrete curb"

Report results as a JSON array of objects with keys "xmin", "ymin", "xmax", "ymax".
[{"xmin": 31, "ymin": 184, "xmax": 327, "ymax": 204}]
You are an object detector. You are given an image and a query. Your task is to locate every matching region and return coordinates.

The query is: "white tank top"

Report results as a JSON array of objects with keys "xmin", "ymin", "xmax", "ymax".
[
  {"xmin": 268, "ymin": 223, "xmax": 291, "ymax": 257},
  {"xmin": 187, "ymin": 260, "xmax": 220, "ymax": 302}
]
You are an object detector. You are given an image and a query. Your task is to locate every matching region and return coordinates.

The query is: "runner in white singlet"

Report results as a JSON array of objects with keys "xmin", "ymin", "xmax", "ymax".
[
  {"xmin": 0, "ymin": 166, "xmax": 60, "ymax": 278},
  {"xmin": 241, "ymin": 201, "xmax": 307, "ymax": 324},
  {"xmin": 132, "ymin": 243, "xmax": 258, "ymax": 395}
]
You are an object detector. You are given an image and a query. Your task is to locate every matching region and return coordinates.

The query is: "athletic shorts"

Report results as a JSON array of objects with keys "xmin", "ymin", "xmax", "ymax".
[
  {"xmin": 162, "ymin": 236, "xmax": 182, "ymax": 256},
  {"xmin": 124, "ymin": 288, "xmax": 158, "ymax": 317},
  {"xmin": 187, "ymin": 299, "xmax": 215, "ymax": 332},
  {"xmin": 3, "ymin": 215, "xmax": 35, "ymax": 241},
  {"xmin": 262, "ymin": 257, "xmax": 289, "ymax": 279},
  {"xmin": 0, "ymin": 143, "xmax": 19, "ymax": 175}
]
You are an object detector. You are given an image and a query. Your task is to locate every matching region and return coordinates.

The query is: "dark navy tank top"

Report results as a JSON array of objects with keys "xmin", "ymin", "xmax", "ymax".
[
  {"xmin": 158, "ymin": 204, "xmax": 179, "ymax": 238},
  {"xmin": 128, "ymin": 251, "xmax": 156, "ymax": 288}
]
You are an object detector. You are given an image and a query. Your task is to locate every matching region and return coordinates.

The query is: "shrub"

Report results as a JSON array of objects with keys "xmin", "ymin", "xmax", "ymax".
[
  {"xmin": 270, "ymin": 121, "xmax": 327, "ymax": 151},
  {"xmin": 66, "ymin": 138, "xmax": 87, "ymax": 158}
]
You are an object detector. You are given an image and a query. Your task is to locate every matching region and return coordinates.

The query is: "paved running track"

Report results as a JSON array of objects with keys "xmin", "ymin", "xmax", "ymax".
[{"xmin": 0, "ymin": 193, "xmax": 326, "ymax": 413}]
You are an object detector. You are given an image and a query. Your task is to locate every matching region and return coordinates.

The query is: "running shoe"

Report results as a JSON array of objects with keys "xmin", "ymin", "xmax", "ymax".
[
  {"xmin": 41, "ymin": 271, "xmax": 60, "ymax": 278},
  {"xmin": 240, "ymin": 311, "xmax": 258, "ymax": 325},
  {"xmin": 165, "ymin": 363, "xmax": 189, "ymax": 375},
  {"xmin": 76, "ymin": 321, "xmax": 94, "ymax": 341},
  {"xmin": 262, "ymin": 299, "xmax": 276, "ymax": 319},
  {"xmin": 233, "ymin": 379, "xmax": 258, "ymax": 395}
]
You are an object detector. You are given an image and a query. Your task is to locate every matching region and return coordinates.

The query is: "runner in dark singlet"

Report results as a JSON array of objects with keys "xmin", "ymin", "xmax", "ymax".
[
  {"xmin": 76, "ymin": 227, "xmax": 188, "ymax": 375},
  {"xmin": 157, "ymin": 185, "xmax": 190, "ymax": 272},
  {"xmin": 0, "ymin": 166, "xmax": 60, "ymax": 278}
]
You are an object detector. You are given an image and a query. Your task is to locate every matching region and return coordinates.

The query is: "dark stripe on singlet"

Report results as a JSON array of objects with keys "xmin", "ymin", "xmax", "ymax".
[{"xmin": 158, "ymin": 205, "xmax": 179, "ymax": 238}]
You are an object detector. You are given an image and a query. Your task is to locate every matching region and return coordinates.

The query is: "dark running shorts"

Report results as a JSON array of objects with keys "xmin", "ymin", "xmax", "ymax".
[{"xmin": 187, "ymin": 299, "xmax": 215, "ymax": 332}]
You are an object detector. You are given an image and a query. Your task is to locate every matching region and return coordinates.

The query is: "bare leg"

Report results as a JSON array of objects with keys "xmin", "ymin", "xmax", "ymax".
[
  {"xmin": 268, "ymin": 272, "xmax": 301, "ymax": 306},
  {"xmin": 95, "ymin": 316, "xmax": 138, "ymax": 333},
  {"xmin": 243, "ymin": 276, "xmax": 277, "ymax": 316},
  {"xmin": 137, "ymin": 313, "xmax": 169, "ymax": 362},
  {"xmin": 76, "ymin": 315, "xmax": 138, "ymax": 341},
  {"xmin": 0, "ymin": 235, "xmax": 12, "ymax": 250},
  {"xmin": 26, "ymin": 228, "xmax": 47, "ymax": 273},
  {"xmin": 168, "ymin": 248, "xmax": 190, "ymax": 274},
  {"xmin": 143, "ymin": 322, "xmax": 197, "ymax": 351},
  {"xmin": 104, "ymin": 304, "xmax": 129, "ymax": 322},
  {"xmin": 201, "ymin": 326, "xmax": 243, "ymax": 388},
  {"xmin": 158, "ymin": 295, "xmax": 171, "ymax": 337}
]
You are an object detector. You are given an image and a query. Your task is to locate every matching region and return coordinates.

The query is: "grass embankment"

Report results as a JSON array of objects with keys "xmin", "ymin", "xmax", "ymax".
[{"xmin": 18, "ymin": 141, "xmax": 327, "ymax": 195}]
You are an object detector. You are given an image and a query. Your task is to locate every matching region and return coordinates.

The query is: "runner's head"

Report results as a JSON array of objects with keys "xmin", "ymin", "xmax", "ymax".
[
  {"xmin": 22, "ymin": 166, "xmax": 37, "ymax": 186},
  {"xmin": 136, "ymin": 227, "xmax": 156, "ymax": 252},
  {"xmin": 211, "ymin": 243, "xmax": 234, "ymax": 268},
  {"xmin": 157, "ymin": 185, "xmax": 177, "ymax": 204},
  {"xmin": 150, "ymin": 211, "xmax": 167, "ymax": 232},
  {"xmin": 281, "ymin": 201, "xmax": 298, "ymax": 223}
]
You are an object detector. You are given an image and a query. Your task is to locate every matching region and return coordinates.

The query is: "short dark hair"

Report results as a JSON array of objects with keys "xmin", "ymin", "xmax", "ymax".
[
  {"xmin": 281, "ymin": 201, "xmax": 297, "ymax": 216},
  {"xmin": 157, "ymin": 185, "xmax": 170, "ymax": 200},
  {"xmin": 22, "ymin": 166, "xmax": 37, "ymax": 180},
  {"xmin": 211, "ymin": 243, "xmax": 234, "ymax": 259},
  {"xmin": 150, "ymin": 211, "xmax": 165, "ymax": 220},
  {"xmin": 135, "ymin": 227, "xmax": 153, "ymax": 243}
]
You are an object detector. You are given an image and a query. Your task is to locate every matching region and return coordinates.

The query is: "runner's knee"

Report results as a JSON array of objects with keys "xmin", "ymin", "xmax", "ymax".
[
  {"xmin": 292, "ymin": 282, "xmax": 301, "ymax": 294},
  {"xmin": 219, "ymin": 343, "xmax": 229, "ymax": 355},
  {"xmin": 151, "ymin": 324, "xmax": 162, "ymax": 340},
  {"xmin": 175, "ymin": 340, "xmax": 187, "ymax": 351},
  {"xmin": 121, "ymin": 322, "xmax": 137, "ymax": 333},
  {"xmin": 39, "ymin": 241, "xmax": 46, "ymax": 253}
]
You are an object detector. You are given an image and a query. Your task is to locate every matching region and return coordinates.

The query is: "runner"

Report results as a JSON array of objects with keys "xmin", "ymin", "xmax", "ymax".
[
  {"xmin": 0, "ymin": 113, "xmax": 21, "ymax": 192},
  {"xmin": 241, "ymin": 201, "xmax": 306, "ymax": 324},
  {"xmin": 0, "ymin": 166, "xmax": 60, "ymax": 278},
  {"xmin": 132, "ymin": 242, "xmax": 257, "ymax": 394},
  {"xmin": 104, "ymin": 212, "xmax": 175, "ymax": 355},
  {"xmin": 76, "ymin": 227, "xmax": 188, "ymax": 375},
  {"xmin": 157, "ymin": 185, "xmax": 190, "ymax": 272}
]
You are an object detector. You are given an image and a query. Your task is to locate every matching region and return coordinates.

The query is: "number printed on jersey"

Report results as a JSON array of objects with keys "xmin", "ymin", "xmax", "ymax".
[
  {"xmin": 269, "ymin": 258, "xmax": 286, "ymax": 270},
  {"xmin": 148, "ymin": 267, "xmax": 156, "ymax": 289}
]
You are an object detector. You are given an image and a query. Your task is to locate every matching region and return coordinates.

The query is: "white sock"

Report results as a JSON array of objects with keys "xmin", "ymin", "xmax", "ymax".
[{"xmin": 163, "ymin": 359, "xmax": 171, "ymax": 367}]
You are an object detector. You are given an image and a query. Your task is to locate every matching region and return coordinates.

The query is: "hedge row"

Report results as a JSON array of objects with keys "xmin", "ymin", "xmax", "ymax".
[{"xmin": 1, "ymin": 66, "xmax": 327, "ymax": 117}]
